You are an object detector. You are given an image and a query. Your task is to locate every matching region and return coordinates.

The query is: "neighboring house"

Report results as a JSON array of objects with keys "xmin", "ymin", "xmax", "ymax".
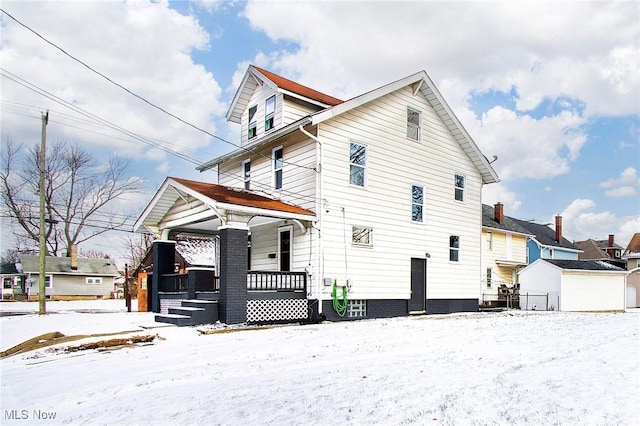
[
  {"xmin": 622, "ymin": 233, "xmax": 640, "ymax": 308},
  {"xmin": 575, "ymin": 234, "xmax": 625, "ymax": 268},
  {"xmin": 480, "ymin": 203, "xmax": 531, "ymax": 306},
  {"xmin": 1, "ymin": 262, "xmax": 26, "ymax": 300},
  {"xmin": 518, "ymin": 259, "xmax": 628, "ymax": 312},
  {"xmin": 18, "ymin": 253, "xmax": 119, "ymax": 300},
  {"xmin": 513, "ymin": 216, "xmax": 581, "ymax": 262},
  {"xmin": 135, "ymin": 65, "xmax": 499, "ymax": 325},
  {"xmin": 134, "ymin": 236, "xmax": 217, "ymax": 312}
]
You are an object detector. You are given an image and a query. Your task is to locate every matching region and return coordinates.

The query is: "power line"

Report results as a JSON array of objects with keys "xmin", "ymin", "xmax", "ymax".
[{"xmin": 0, "ymin": 8, "xmax": 317, "ymax": 172}]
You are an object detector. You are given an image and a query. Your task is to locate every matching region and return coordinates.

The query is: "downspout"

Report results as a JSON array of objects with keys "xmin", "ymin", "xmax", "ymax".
[{"xmin": 299, "ymin": 124, "xmax": 323, "ymax": 314}]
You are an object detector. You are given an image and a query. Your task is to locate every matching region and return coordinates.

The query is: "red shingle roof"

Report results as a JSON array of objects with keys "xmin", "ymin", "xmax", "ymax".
[
  {"xmin": 253, "ymin": 66, "xmax": 343, "ymax": 106},
  {"xmin": 172, "ymin": 178, "xmax": 315, "ymax": 217}
]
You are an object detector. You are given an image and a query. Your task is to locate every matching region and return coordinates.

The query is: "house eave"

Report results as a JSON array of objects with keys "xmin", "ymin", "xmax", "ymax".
[{"xmin": 197, "ymin": 117, "xmax": 312, "ymax": 172}]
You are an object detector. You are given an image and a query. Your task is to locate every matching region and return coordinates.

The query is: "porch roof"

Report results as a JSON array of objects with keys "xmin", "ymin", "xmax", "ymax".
[{"xmin": 134, "ymin": 177, "xmax": 316, "ymax": 236}]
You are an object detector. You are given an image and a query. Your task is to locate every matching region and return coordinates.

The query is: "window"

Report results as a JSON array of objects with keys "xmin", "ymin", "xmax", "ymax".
[
  {"xmin": 44, "ymin": 275, "xmax": 52, "ymax": 288},
  {"xmin": 349, "ymin": 142, "xmax": 366, "ymax": 187},
  {"xmin": 348, "ymin": 300, "xmax": 367, "ymax": 318},
  {"xmin": 411, "ymin": 185, "xmax": 424, "ymax": 222},
  {"xmin": 454, "ymin": 174, "xmax": 465, "ymax": 201},
  {"xmin": 449, "ymin": 235, "xmax": 460, "ymax": 262},
  {"xmin": 86, "ymin": 277, "xmax": 103, "ymax": 284},
  {"xmin": 242, "ymin": 159, "xmax": 251, "ymax": 190},
  {"xmin": 248, "ymin": 105, "xmax": 257, "ymax": 139},
  {"xmin": 272, "ymin": 147, "xmax": 283, "ymax": 189},
  {"xmin": 352, "ymin": 226, "xmax": 372, "ymax": 246},
  {"xmin": 407, "ymin": 107, "xmax": 421, "ymax": 140},
  {"xmin": 486, "ymin": 268, "xmax": 492, "ymax": 288},
  {"xmin": 487, "ymin": 231, "xmax": 493, "ymax": 250},
  {"xmin": 265, "ymin": 95, "xmax": 275, "ymax": 131}
]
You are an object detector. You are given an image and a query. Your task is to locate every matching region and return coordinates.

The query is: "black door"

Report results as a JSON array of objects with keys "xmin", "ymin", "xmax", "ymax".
[
  {"xmin": 409, "ymin": 258, "xmax": 426, "ymax": 312},
  {"xmin": 279, "ymin": 230, "xmax": 291, "ymax": 271}
]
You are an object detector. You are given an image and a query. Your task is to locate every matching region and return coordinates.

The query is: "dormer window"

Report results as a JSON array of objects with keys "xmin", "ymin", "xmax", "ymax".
[
  {"xmin": 407, "ymin": 107, "xmax": 421, "ymax": 141},
  {"xmin": 248, "ymin": 105, "xmax": 257, "ymax": 139},
  {"xmin": 265, "ymin": 95, "xmax": 275, "ymax": 131}
]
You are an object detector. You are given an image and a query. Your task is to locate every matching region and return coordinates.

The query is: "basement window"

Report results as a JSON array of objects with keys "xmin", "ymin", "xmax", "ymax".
[
  {"xmin": 348, "ymin": 300, "xmax": 367, "ymax": 318},
  {"xmin": 248, "ymin": 105, "xmax": 257, "ymax": 139}
]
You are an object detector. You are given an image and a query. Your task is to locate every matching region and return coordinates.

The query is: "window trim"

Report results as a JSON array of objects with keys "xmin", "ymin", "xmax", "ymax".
[
  {"xmin": 272, "ymin": 146, "xmax": 283, "ymax": 190},
  {"xmin": 454, "ymin": 173, "xmax": 465, "ymax": 202},
  {"xmin": 242, "ymin": 159, "xmax": 251, "ymax": 190},
  {"xmin": 449, "ymin": 235, "xmax": 460, "ymax": 262},
  {"xmin": 411, "ymin": 184, "xmax": 425, "ymax": 223},
  {"xmin": 248, "ymin": 105, "xmax": 257, "ymax": 139},
  {"xmin": 86, "ymin": 277, "xmax": 103, "ymax": 285},
  {"xmin": 407, "ymin": 106, "xmax": 421, "ymax": 141},
  {"xmin": 265, "ymin": 95, "xmax": 275, "ymax": 131},
  {"xmin": 44, "ymin": 275, "xmax": 53, "ymax": 289},
  {"xmin": 352, "ymin": 225, "xmax": 373, "ymax": 247},
  {"xmin": 349, "ymin": 141, "xmax": 367, "ymax": 187},
  {"xmin": 278, "ymin": 225, "xmax": 293, "ymax": 272}
]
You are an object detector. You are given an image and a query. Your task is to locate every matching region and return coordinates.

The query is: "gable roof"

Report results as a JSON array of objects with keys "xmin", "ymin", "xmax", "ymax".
[
  {"xmin": 226, "ymin": 65, "xmax": 343, "ymax": 123},
  {"xmin": 212, "ymin": 67, "xmax": 499, "ymax": 184},
  {"xmin": 542, "ymin": 259, "xmax": 626, "ymax": 272},
  {"xmin": 575, "ymin": 239, "xmax": 612, "ymax": 260},
  {"xmin": 512, "ymin": 219, "xmax": 578, "ymax": 251},
  {"xmin": 18, "ymin": 255, "xmax": 119, "ymax": 276},
  {"xmin": 481, "ymin": 204, "xmax": 531, "ymax": 235},
  {"xmin": 623, "ymin": 233, "xmax": 640, "ymax": 258},
  {"xmin": 134, "ymin": 177, "xmax": 316, "ymax": 235}
]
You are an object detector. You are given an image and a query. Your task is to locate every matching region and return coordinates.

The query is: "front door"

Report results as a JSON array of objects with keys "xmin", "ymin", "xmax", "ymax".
[
  {"xmin": 278, "ymin": 226, "xmax": 292, "ymax": 272},
  {"xmin": 409, "ymin": 258, "xmax": 426, "ymax": 312}
]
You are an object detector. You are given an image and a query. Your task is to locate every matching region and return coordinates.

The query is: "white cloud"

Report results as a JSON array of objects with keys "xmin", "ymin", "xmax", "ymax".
[
  {"xmin": 605, "ymin": 186, "xmax": 637, "ymax": 198},
  {"xmin": 482, "ymin": 183, "xmax": 522, "ymax": 213},
  {"xmin": 557, "ymin": 199, "xmax": 639, "ymax": 248},
  {"xmin": 1, "ymin": 0, "xmax": 225, "ymax": 168}
]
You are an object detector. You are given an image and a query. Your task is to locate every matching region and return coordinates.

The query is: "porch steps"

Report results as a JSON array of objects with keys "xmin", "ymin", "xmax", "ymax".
[{"xmin": 155, "ymin": 299, "xmax": 219, "ymax": 326}]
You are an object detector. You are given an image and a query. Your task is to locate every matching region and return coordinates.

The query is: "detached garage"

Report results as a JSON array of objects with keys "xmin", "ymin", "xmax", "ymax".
[{"xmin": 519, "ymin": 259, "xmax": 628, "ymax": 312}]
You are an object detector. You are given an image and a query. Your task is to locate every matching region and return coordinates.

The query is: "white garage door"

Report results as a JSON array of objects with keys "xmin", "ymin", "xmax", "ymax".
[{"xmin": 627, "ymin": 285, "xmax": 637, "ymax": 309}]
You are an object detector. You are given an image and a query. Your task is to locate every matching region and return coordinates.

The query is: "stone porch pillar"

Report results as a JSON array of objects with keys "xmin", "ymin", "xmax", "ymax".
[
  {"xmin": 151, "ymin": 240, "xmax": 176, "ymax": 313},
  {"xmin": 218, "ymin": 225, "xmax": 249, "ymax": 324}
]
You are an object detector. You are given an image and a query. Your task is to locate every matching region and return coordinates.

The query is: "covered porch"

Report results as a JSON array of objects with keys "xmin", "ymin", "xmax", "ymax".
[{"xmin": 134, "ymin": 177, "xmax": 316, "ymax": 325}]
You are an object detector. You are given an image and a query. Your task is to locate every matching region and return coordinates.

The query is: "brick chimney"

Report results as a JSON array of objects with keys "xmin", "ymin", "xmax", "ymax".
[
  {"xmin": 555, "ymin": 215, "xmax": 563, "ymax": 243},
  {"xmin": 494, "ymin": 202, "xmax": 504, "ymax": 224},
  {"xmin": 607, "ymin": 234, "xmax": 615, "ymax": 257},
  {"xmin": 68, "ymin": 244, "xmax": 78, "ymax": 270}
]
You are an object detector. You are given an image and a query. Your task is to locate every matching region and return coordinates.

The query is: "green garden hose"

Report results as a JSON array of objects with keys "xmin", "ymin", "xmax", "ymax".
[{"xmin": 332, "ymin": 280, "xmax": 348, "ymax": 317}]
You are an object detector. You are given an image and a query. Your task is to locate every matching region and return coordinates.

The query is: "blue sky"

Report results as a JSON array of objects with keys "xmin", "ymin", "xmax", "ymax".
[{"xmin": 1, "ymin": 0, "xmax": 638, "ymax": 258}]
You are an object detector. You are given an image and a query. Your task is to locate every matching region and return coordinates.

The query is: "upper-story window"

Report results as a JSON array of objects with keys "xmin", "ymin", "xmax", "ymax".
[
  {"xmin": 454, "ymin": 174, "xmax": 465, "ymax": 202},
  {"xmin": 487, "ymin": 231, "xmax": 493, "ymax": 250},
  {"xmin": 242, "ymin": 159, "xmax": 251, "ymax": 190},
  {"xmin": 449, "ymin": 235, "xmax": 460, "ymax": 262},
  {"xmin": 265, "ymin": 95, "xmax": 275, "ymax": 131},
  {"xmin": 272, "ymin": 146, "xmax": 283, "ymax": 189},
  {"xmin": 411, "ymin": 185, "xmax": 424, "ymax": 222},
  {"xmin": 248, "ymin": 105, "xmax": 257, "ymax": 139},
  {"xmin": 407, "ymin": 107, "xmax": 421, "ymax": 141},
  {"xmin": 349, "ymin": 142, "xmax": 366, "ymax": 187}
]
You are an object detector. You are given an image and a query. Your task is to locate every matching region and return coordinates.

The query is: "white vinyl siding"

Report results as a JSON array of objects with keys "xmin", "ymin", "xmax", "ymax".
[
  {"xmin": 218, "ymin": 131, "xmax": 317, "ymax": 211},
  {"xmin": 249, "ymin": 221, "xmax": 311, "ymax": 273},
  {"xmin": 239, "ymin": 87, "xmax": 282, "ymax": 145},
  {"xmin": 28, "ymin": 274, "xmax": 113, "ymax": 297},
  {"xmin": 317, "ymin": 84, "xmax": 483, "ymax": 301}
]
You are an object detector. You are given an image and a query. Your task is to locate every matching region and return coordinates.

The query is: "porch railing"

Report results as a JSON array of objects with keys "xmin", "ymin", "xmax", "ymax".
[
  {"xmin": 158, "ymin": 270, "xmax": 306, "ymax": 294},
  {"xmin": 248, "ymin": 271, "xmax": 306, "ymax": 292}
]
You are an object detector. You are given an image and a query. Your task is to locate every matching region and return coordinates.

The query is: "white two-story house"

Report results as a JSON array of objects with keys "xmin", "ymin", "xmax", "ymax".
[{"xmin": 135, "ymin": 65, "xmax": 499, "ymax": 324}]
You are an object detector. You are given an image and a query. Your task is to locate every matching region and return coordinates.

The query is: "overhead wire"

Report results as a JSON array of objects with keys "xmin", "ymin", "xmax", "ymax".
[{"xmin": 0, "ymin": 8, "xmax": 317, "ymax": 172}]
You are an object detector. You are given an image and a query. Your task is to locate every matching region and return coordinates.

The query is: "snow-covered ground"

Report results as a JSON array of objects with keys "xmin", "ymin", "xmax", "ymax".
[{"xmin": 1, "ymin": 300, "xmax": 639, "ymax": 425}]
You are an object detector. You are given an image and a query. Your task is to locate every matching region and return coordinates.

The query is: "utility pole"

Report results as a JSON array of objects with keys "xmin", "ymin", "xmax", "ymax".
[{"xmin": 38, "ymin": 110, "xmax": 48, "ymax": 315}]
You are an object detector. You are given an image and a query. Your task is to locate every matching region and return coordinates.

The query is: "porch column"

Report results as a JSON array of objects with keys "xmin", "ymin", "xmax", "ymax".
[
  {"xmin": 151, "ymin": 240, "xmax": 176, "ymax": 313},
  {"xmin": 219, "ymin": 225, "xmax": 248, "ymax": 324}
]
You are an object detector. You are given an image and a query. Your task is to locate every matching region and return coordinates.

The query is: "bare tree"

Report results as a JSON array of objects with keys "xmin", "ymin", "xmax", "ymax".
[
  {"xmin": 121, "ymin": 232, "xmax": 153, "ymax": 269},
  {"xmin": 1, "ymin": 140, "xmax": 143, "ymax": 256}
]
